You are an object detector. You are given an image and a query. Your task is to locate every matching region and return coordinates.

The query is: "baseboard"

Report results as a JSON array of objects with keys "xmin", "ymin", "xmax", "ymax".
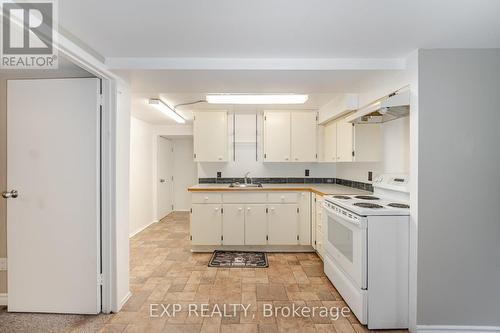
[
  {"xmin": 0, "ymin": 293, "xmax": 7, "ymax": 306},
  {"xmin": 117, "ymin": 291, "xmax": 132, "ymax": 312},
  {"xmin": 417, "ymin": 325, "xmax": 500, "ymax": 333},
  {"xmin": 129, "ymin": 220, "xmax": 158, "ymax": 238}
]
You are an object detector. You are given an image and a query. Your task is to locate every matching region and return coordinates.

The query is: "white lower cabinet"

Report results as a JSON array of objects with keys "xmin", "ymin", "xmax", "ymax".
[
  {"xmin": 244, "ymin": 204, "xmax": 268, "ymax": 245},
  {"xmin": 190, "ymin": 204, "xmax": 222, "ymax": 245},
  {"xmin": 268, "ymin": 204, "xmax": 299, "ymax": 245},
  {"xmin": 222, "ymin": 204, "xmax": 245, "ymax": 245}
]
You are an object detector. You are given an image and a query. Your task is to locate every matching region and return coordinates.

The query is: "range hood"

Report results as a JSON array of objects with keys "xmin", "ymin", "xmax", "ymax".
[{"xmin": 346, "ymin": 87, "xmax": 410, "ymax": 124}]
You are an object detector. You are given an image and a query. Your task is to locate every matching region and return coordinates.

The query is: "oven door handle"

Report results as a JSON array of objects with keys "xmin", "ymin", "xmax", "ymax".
[{"xmin": 322, "ymin": 203, "xmax": 366, "ymax": 229}]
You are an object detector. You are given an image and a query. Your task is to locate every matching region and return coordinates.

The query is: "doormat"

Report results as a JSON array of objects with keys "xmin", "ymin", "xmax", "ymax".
[{"xmin": 208, "ymin": 250, "xmax": 268, "ymax": 268}]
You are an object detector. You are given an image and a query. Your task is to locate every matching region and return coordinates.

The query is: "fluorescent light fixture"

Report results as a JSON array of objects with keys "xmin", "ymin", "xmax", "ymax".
[
  {"xmin": 148, "ymin": 98, "xmax": 186, "ymax": 124},
  {"xmin": 205, "ymin": 94, "xmax": 309, "ymax": 105}
]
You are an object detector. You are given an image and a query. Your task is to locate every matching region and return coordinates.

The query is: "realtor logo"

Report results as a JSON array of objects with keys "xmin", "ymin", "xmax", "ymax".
[{"xmin": 1, "ymin": 0, "xmax": 58, "ymax": 68}]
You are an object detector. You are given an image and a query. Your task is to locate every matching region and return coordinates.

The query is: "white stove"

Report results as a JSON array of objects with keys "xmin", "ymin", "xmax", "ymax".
[
  {"xmin": 322, "ymin": 174, "xmax": 410, "ymax": 329},
  {"xmin": 324, "ymin": 174, "xmax": 410, "ymax": 216}
]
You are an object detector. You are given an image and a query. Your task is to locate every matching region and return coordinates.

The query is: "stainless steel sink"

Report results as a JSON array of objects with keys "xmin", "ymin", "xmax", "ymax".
[{"xmin": 228, "ymin": 182, "xmax": 263, "ymax": 188}]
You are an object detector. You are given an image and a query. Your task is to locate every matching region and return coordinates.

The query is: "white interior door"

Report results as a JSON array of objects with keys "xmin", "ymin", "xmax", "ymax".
[
  {"xmin": 158, "ymin": 137, "xmax": 173, "ymax": 219},
  {"xmin": 6, "ymin": 78, "xmax": 101, "ymax": 314}
]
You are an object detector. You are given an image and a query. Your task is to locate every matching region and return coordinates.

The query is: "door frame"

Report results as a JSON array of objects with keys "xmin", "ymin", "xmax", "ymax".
[{"xmin": 54, "ymin": 34, "xmax": 126, "ymax": 313}]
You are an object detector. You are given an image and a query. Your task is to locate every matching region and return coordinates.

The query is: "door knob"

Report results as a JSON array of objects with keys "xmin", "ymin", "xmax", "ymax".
[{"xmin": 2, "ymin": 190, "xmax": 18, "ymax": 199}]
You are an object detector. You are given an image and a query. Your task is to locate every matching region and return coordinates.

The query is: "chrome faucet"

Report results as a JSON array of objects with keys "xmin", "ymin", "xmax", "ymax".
[{"xmin": 244, "ymin": 172, "xmax": 251, "ymax": 184}]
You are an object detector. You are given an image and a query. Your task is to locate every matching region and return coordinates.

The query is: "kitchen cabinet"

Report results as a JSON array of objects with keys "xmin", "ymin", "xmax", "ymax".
[
  {"xmin": 193, "ymin": 111, "xmax": 228, "ymax": 162},
  {"xmin": 264, "ymin": 111, "xmax": 317, "ymax": 162},
  {"xmin": 299, "ymin": 192, "xmax": 311, "ymax": 245},
  {"xmin": 312, "ymin": 194, "xmax": 325, "ymax": 259},
  {"xmin": 337, "ymin": 117, "xmax": 354, "ymax": 162},
  {"xmin": 222, "ymin": 204, "xmax": 245, "ymax": 245},
  {"xmin": 244, "ymin": 204, "xmax": 268, "ymax": 245},
  {"xmin": 190, "ymin": 204, "xmax": 222, "ymax": 245},
  {"xmin": 267, "ymin": 204, "xmax": 299, "ymax": 245},
  {"xmin": 263, "ymin": 112, "xmax": 291, "ymax": 162},
  {"xmin": 321, "ymin": 116, "xmax": 381, "ymax": 162},
  {"xmin": 291, "ymin": 112, "xmax": 317, "ymax": 162},
  {"xmin": 323, "ymin": 120, "xmax": 338, "ymax": 162}
]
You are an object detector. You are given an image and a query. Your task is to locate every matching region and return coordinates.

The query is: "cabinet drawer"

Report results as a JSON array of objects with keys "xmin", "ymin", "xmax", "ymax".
[
  {"xmin": 192, "ymin": 193, "xmax": 222, "ymax": 204},
  {"xmin": 223, "ymin": 192, "xmax": 267, "ymax": 203},
  {"xmin": 268, "ymin": 192, "xmax": 299, "ymax": 203}
]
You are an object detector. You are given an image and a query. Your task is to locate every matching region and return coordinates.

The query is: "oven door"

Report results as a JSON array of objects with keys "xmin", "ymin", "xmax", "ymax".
[{"xmin": 323, "ymin": 202, "xmax": 367, "ymax": 289}]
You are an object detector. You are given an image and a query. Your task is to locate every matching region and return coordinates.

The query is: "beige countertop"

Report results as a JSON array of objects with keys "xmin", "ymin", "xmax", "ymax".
[{"xmin": 187, "ymin": 183, "xmax": 371, "ymax": 196}]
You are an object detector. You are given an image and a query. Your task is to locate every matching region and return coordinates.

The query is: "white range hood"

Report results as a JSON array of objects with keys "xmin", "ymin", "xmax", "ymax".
[{"xmin": 346, "ymin": 87, "xmax": 410, "ymax": 124}]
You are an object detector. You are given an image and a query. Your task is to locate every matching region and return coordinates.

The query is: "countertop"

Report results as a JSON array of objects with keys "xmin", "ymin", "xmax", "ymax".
[{"xmin": 187, "ymin": 183, "xmax": 371, "ymax": 196}]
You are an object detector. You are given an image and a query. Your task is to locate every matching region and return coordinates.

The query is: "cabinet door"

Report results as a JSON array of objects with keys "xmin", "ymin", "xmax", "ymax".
[
  {"xmin": 193, "ymin": 111, "xmax": 228, "ymax": 162},
  {"xmin": 244, "ymin": 204, "xmax": 268, "ymax": 245},
  {"xmin": 336, "ymin": 117, "xmax": 354, "ymax": 162},
  {"xmin": 323, "ymin": 121, "xmax": 338, "ymax": 162},
  {"xmin": 222, "ymin": 205, "xmax": 245, "ymax": 245},
  {"xmin": 298, "ymin": 192, "xmax": 311, "ymax": 245},
  {"xmin": 190, "ymin": 204, "xmax": 222, "ymax": 245},
  {"xmin": 291, "ymin": 112, "xmax": 317, "ymax": 162},
  {"xmin": 315, "ymin": 195, "xmax": 324, "ymax": 257},
  {"xmin": 268, "ymin": 204, "xmax": 299, "ymax": 245},
  {"xmin": 264, "ymin": 112, "xmax": 291, "ymax": 162},
  {"xmin": 353, "ymin": 124, "xmax": 381, "ymax": 162}
]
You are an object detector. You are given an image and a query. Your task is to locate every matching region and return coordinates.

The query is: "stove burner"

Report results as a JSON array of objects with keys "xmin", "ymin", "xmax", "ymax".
[
  {"xmin": 333, "ymin": 195, "xmax": 351, "ymax": 199},
  {"xmin": 388, "ymin": 203, "xmax": 410, "ymax": 209},
  {"xmin": 354, "ymin": 195, "xmax": 380, "ymax": 200},
  {"xmin": 354, "ymin": 202, "xmax": 383, "ymax": 209}
]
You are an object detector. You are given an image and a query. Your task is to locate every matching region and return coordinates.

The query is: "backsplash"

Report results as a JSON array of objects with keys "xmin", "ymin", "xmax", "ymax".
[{"xmin": 198, "ymin": 177, "xmax": 374, "ymax": 192}]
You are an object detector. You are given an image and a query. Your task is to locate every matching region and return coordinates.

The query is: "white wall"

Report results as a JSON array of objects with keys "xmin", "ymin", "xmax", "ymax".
[
  {"xmin": 172, "ymin": 138, "xmax": 197, "ymax": 211},
  {"xmin": 129, "ymin": 117, "xmax": 156, "ymax": 236},
  {"xmin": 417, "ymin": 49, "xmax": 500, "ymax": 328}
]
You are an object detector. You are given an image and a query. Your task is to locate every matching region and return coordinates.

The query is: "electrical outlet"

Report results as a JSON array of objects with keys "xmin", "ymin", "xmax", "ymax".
[
  {"xmin": 217, "ymin": 172, "xmax": 222, "ymax": 178},
  {"xmin": 368, "ymin": 171, "xmax": 373, "ymax": 181},
  {"xmin": 305, "ymin": 169, "xmax": 310, "ymax": 177}
]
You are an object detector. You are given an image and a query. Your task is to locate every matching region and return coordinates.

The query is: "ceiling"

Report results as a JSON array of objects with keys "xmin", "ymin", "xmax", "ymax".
[
  {"xmin": 57, "ymin": 0, "xmax": 500, "ymax": 125},
  {"xmin": 60, "ymin": 0, "xmax": 500, "ymax": 59}
]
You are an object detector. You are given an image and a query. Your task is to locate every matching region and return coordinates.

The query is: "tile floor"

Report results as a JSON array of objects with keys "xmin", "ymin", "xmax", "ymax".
[
  {"xmin": 0, "ymin": 212, "xmax": 408, "ymax": 332},
  {"xmin": 101, "ymin": 212, "xmax": 408, "ymax": 333}
]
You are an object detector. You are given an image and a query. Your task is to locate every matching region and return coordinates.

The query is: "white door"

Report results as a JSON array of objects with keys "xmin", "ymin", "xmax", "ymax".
[
  {"xmin": 6, "ymin": 78, "xmax": 101, "ymax": 314},
  {"xmin": 158, "ymin": 137, "xmax": 173, "ymax": 219},
  {"xmin": 244, "ymin": 204, "xmax": 267, "ymax": 245},
  {"xmin": 291, "ymin": 112, "xmax": 317, "ymax": 162},
  {"xmin": 190, "ymin": 204, "xmax": 222, "ymax": 245},
  {"xmin": 337, "ymin": 117, "xmax": 354, "ymax": 162},
  {"xmin": 263, "ymin": 112, "xmax": 291, "ymax": 162},
  {"xmin": 193, "ymin": 111, "xmax": 228, "ymax": 162},
  {"xmin": 324, "ymin": 121, "xmax": 338, "ymax": 162},
  {"xmin": 222, "ymin": 205, "xmax": 245, "ymax": 245},
  {"xmin": 268, "ymin": 204, "xmax": 299, "ymax": 245}
]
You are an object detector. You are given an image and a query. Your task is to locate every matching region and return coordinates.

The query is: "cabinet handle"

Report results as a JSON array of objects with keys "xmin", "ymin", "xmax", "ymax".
[
  {"xmin": 214, "ymin": 207, "xmax": 219, "ymax": 211},
  {"xmin": 270, "ymin": 207, "xmax": 275, "ymax": 211},
  {"xmin": 285, "ymin": 157, "xmax": 289, "ymax": 160},
  {"xmin": 247, "ymin": 207, "xmax": 251, "ymax": 211},
  {"xmin": 294, "ymin": 157, "xmax": 299, "ymax": 161},
  {"xmin": 204, "ymin": 196, "xmax": 209, "ymax": 200},
  {"xmin": 218, "ymin": 157, "xmax": 222, "ymax": 160},
  {"xmin": 238, "ymin": 207, "xmax": 243, "ymax": 211}
]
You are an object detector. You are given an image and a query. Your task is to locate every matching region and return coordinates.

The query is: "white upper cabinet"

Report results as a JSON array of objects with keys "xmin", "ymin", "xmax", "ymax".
[
  {"xmin": 263, "ymin": 112, "xmax": 291, "ymax": 162},
  {"xmin": 193, "ymin": 111, "xmax": 228, "ymax": 162},
  {"xmin": 264, "ymin": 111, "xmax": 317, "ymax": 162},
  {"xmin": 321, "ymin": 115, "xmax": 381, "ymax": 162},
  {"xmin": 337, "ymin": 117, "xmax": 355, "ymax": 162},
  {"xmin": 323, "ymin": 120, "xmax": 338, "ymax": 162},
  {"xmin": 291, "ymin": 112, "xmax": 317, "ymax": 162}
]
